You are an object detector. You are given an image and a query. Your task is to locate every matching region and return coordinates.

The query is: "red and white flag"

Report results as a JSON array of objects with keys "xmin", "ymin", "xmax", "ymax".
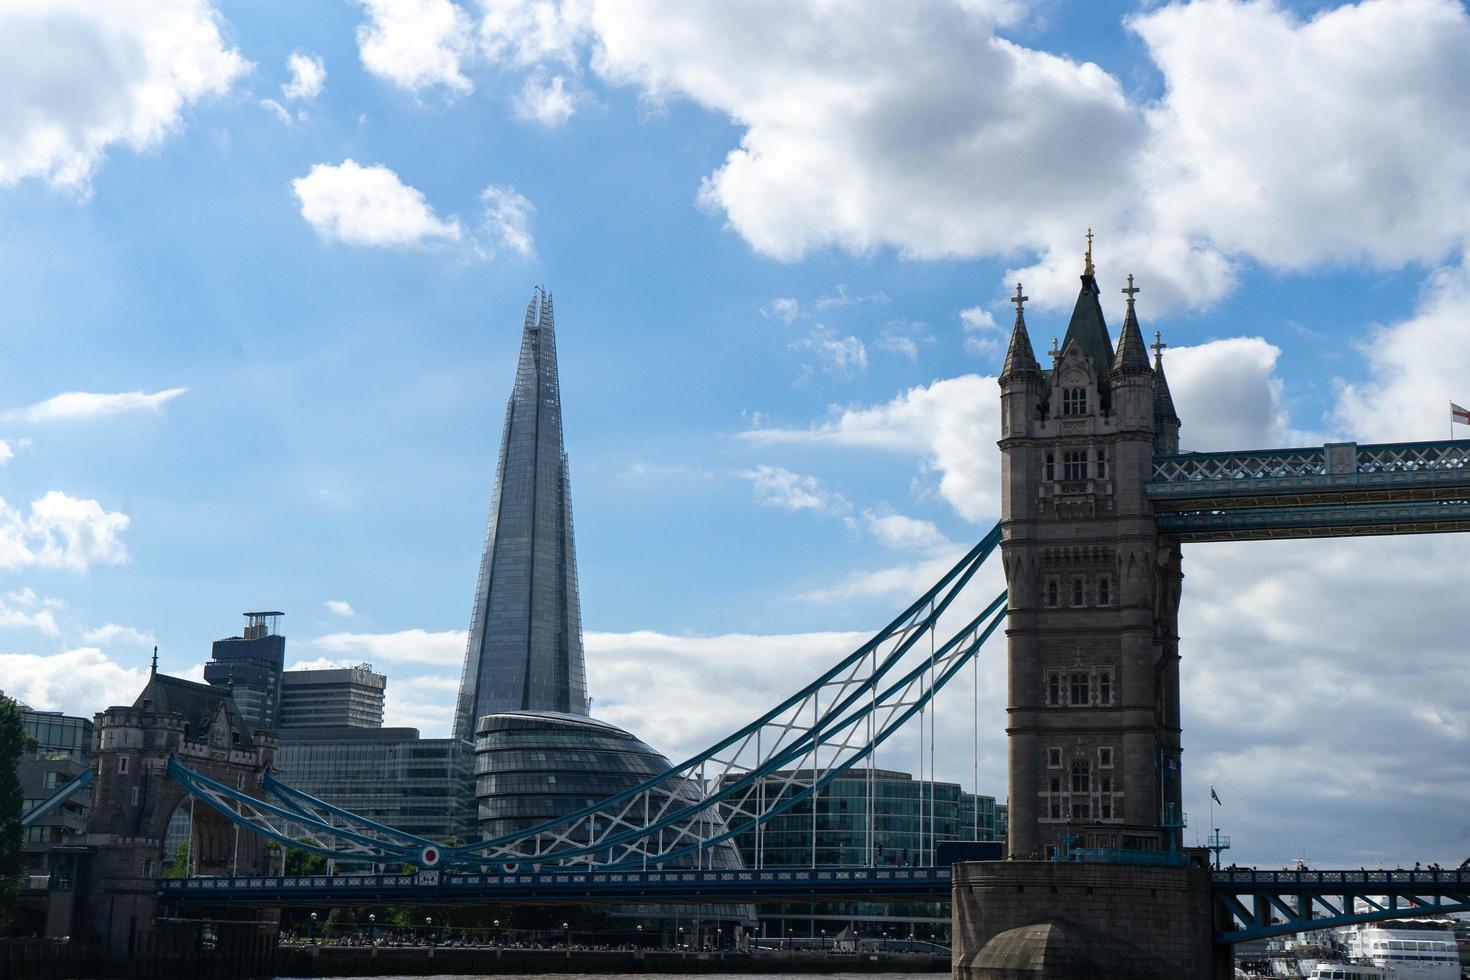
[{"xmin": 1454, "ymin": 402, "xmax": 1470, "ymax": 425}]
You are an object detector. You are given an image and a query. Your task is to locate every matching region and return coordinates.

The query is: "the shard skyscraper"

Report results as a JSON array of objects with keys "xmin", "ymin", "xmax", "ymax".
[{"xmin": 452, "ymin": 288, "xmax": 588, "ymax": 742}]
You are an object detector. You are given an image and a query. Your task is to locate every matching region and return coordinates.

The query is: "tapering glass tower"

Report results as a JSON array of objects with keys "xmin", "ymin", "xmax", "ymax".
[{"xmin": 453, "ymin": 288, "xmax": 588, "ymax": 742}]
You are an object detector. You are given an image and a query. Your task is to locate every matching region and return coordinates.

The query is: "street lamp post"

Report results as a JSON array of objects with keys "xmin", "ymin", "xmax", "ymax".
[
  {"xmin": 425, "ymin": 916, "xmax": 433, "ymax": 947},
  {"xmin": 493, "ymin": 919, "xmax": 500, "ymax": 948},
  {"xmin": 635, "ymin": 923, "xmax": 643, "ymax": 948},
  {"xmin": 678, "ymin": 926, "xmax": 684, "ymax": 950},
  {"xmin": 562, "ymin": 921, "xmax": 570, "ymax": 950},
  {"xmin": 368, "ymin": 913, "xmax": 375, "ymax": 945},
  {"xmin": 309, "ymin": 911, "xmax": 318, "ymax": 946},
  {"xmin": 821, "ymin": 928, "xmax": 827, "ymax": 951}
]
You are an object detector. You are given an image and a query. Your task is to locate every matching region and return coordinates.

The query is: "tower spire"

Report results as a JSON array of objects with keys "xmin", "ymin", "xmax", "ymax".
[
  {"xmin": 1152, "ymin": 329, "xmax": 1180, "ymax": 429},
  {"xmin": 150, "ymin": 645, "xmax": 158, "ymax": 676},
  {"xmin": 1083, "ymin": 228, "xmax": 1095, "ymax": 278},
  {"xmin": 1112, "ymin": 273, "xmax": 1150, "ymax": 375},
  {"xmin": 1000, "ymin": 283, "xmax": 1041, "ymax": 381}
]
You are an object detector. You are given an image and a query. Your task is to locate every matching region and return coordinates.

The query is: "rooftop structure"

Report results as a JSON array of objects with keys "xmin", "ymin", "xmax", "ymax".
[{"xmin": 203, "ymin": 611, "xmax": 286, "ymax": 730}]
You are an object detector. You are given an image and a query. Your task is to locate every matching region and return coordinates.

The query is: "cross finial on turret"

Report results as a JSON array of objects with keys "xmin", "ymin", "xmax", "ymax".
[
  {"xmin": 1083, "ymin": 228, "xmax": 1095, "ymax": 277},
  {"xmin": 1122, "ymin": 273, "xmax": 1140, "ymax": 306},
  {"xmin": 1011, "ymin": 282, "xmax": 1028, "ymax": 312},
  {"xmin": 1151, "ymin": 330, "xmax": 1167, "ymax": 366},
  {"xmin": 150, "ymin": 645, "xmax": 158, "ymax": 676},
  {"xmin": 1048, "ymin": 336, "xmax": 1060, "ymax": 360}
]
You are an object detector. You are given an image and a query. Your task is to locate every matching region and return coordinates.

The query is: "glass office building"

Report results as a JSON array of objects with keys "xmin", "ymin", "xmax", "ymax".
[
  {"xmin": 453, "ymin": 288, "xmax": 589, "ymax": 741},
  {"xmin": 203, "ymin": 611, "xmax": 286, "ymax": 730},
  {"xmin": 272, "ymin": 727, "xmax": 474, "ymax": 844},
  {"xmin": 474, "ymin": 710, "xmax": 742, "ymax": 869},
  {"xmin": 277, "ymin": 665, "xmax": 385, "ymax": 730},
  {"xmin": 717, "ymin": 768, "xmax": 1005, "ymax": 941}
]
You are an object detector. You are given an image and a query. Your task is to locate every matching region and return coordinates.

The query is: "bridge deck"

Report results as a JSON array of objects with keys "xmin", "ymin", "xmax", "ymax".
[
  {"xmin": 1147, "ymin": 439, "xmax": 1470, "ymax": 540},
  {"xmin": 159, "ymin": 865, "xmax": 955, "ymax": 906}
]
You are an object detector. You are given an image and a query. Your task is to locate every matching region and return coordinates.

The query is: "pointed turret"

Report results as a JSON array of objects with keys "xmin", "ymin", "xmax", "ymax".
[
  {"xmin": 1112, "ymin": 274, "xmax": 1151, "ymax": 375},
  {"xmin": 1057, "ymin": 231, "xmax": 1115, "ymax": 410},
  {"xmin": 1000, "ymin": 283, "xmax": 1041, "ymax": 382}
]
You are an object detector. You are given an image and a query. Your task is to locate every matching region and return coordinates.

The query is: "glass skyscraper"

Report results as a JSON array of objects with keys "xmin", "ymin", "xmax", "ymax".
[{"xmin": 453, "ymin": 288, "xmax": 588, "ymax": 741}]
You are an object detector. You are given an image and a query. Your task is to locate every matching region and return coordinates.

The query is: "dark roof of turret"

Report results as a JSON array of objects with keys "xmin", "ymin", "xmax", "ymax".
[
  {"xmin": 1000, "ymin": 304, "xmax": 1041, "ymax": 381},
  {"xmin": 1154, "ymin": 347, "xmax": 1179, "ymax": 425},
  {"xmin": 1112, "ymin": 304, "xmax": 1151, "ymax": 375},
  {"xmin": 1060, "ymin": 274, "xmax": 1114, "ymax": 409},
  {"xmin": 133, "ymin": 673, "xmax": 256, "ymax": 748}
]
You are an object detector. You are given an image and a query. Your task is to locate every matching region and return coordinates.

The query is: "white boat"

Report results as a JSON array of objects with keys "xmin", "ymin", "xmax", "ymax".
[
  {"xmin": 1304, "ymin": 964, "xmax": 1393, "ymax": 979},
  {"xmin": 1341, "ymin": 919, "xmax": 1460, "ymax": 979}
]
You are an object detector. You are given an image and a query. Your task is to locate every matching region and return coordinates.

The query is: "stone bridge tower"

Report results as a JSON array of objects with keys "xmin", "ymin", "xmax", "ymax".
[
  {"xmin": 997, "ymin": 245, "xmax": 1185, "ymax": 862},
  {"xmin": 79, "ymin": 663, "xmax": 277, "ymax": 957}
]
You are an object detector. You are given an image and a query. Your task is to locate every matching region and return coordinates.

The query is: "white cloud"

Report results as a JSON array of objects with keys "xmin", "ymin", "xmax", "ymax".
[
  {"xmin": 317, "ymin": 487, "xmax": 348, "ymax": 508},
  {"xmin": 0, "ymin": 0, "xmax": 248, "ymax": 192},
  {"xmin": 0, "ymin": 647, "xmax": 145, "ymax": 715},
  {"xmin": 742, "ymin": 375, "xmax": 998, "ymax": 521},
  {"xmin": 0, "ymin": 442, "xmax": 11, "ymax": 466},
  {"xmin": 959, "ymin": 306, "xmax": 1002, "ymax": 357},
  {"xmin": 82, "ymin": 623, "xmax": 155, "ymax": 646},
  {"xmin": 478, "ymin": 183, "xmax": 535, "ymax": 257},
  {"xmin": 293, "ymin": 160, "xmax": 463, "ymax": 248},
  {"xmin": 5, "ymin": 388, "xmax": 187, "ymax": 423},
  {"xmin": 313, "ymin": 628, "xmax": 467, "ymax": 667},
  {"xmin": 384, "ymin": 673, "xmax": 458, "ymax": 734},
  {"xmin": 738, "ymin": 465, "xmax": 850, "ymax": 516},
  {"xmin": 0, "ymin": 603, "xmax": 58, "ymax": 637},
  {"xmin": 514, "ymin": 73, "xmax": 576, "ymax": 126},
  {"xmin": 862, "ymin": 508, "xmax": 952, "ymax": 554},
  {"xmin": 324, "ymin": 599, "xmax": 356, "ymax": 618},
  {"xmin": 1166, "ymin": 337, "xmax": 1296, "ymax": 451},
  {"xmin": 1333, "ymin": 255, "xmax": 1470, "ymax": 443},
  {"xmin": 760, "ymin": 297, "xmax": 800, "ymax": 325},
  {"xmin": 874, "ymin": 320, "xmax": 931, "ymax": 361},
  {"xmin": 354, "ymin": 0, "xmax": 475, "ymax": 96},
  {"xmin": 0, "ymin": 491, "xmax": 130, "ymax": 572},
  {"xmin": 789, "ymin": 325, "xmax": 867, "ymax": 379},
  {"xmin": 260, "ymin": 99, "xmax": 295, "ymax": 124},
  {"xmin": 283, "ymin": 52, "xmax": 326, "ymax": 101}
]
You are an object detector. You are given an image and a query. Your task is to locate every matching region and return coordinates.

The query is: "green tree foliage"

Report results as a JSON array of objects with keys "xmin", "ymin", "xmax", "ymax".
[
  {"xmin": 0, "ymin": 697, "xmax": 26, "ymax": 931},
  {"xmin": 283, "ymin": 846, "xmax": 327, "ymax": 876},
  {"xmin": 165, "ymin": 841, "xmax": 191, "ymax": 879}
]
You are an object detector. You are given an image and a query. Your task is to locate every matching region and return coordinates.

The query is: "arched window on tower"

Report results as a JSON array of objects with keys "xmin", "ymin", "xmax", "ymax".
[
  {"xmin": 1063, "ymin": 387, "xmax": 1088, "ymax": 416},
  {"xmin": 1071, "ymin": 760, "xmax": 1090, "ymax": 794},
  {"xmin": 1095, "ymin": 448, "xmax": 1107, "ymax": 479},
  {"xmin": 1047, "ymin": 673, "xmax": 1061, "ymax": 706},
  {"xmin": 1098, "ymin": 577, "xmax": 1111, "ymax": 606},
  {"xmin": 1044, "ymin": 452, "xmax": 1055, "ymax": 481},
  {"xmin": 1046, "ymin": 580, "xmax": 1059, "ymax": 608},
  {"xmin": 1063, "ymin": 450, "xmax": 1088, "ymax": 480},
  {"xmin": 1070, "ymin": 672, "xmax": 1090, "ymax": 706},
  {"xmin": 1099, "ymin": 670, "xmax": 1113, "ymax": 705},
  {"xmin": 1072, "ymin": 577, "xmax": 1085, "ymax": 606}
]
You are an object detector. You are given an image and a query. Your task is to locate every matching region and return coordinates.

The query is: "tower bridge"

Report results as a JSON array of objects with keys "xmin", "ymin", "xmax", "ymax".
[{"xmin": 22, "ymin": 276, "xmax": 1469, "ymax": 979}]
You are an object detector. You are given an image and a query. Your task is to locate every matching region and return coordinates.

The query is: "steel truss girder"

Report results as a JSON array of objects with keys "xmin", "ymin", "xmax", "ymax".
[
  {"xmin": 21, "ymin": 767, "xmax": 93, "ymax": 828},
  {"xmin": 1212, "ymin": 869, "xmax": 1470, "ymax": 943},
  {"xmin": 166, "ymin": 522, "xmax": 1008, "ymax": 873}
]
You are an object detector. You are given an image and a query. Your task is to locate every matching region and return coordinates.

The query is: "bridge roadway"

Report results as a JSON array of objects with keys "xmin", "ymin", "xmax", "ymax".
[
  {"xmin": 161, "ymin": 865, "xmax": 1470, "ymax": 942},
  {"xmin": 1147, "ymin": 439, "xmax": 1470, "ymax": 540}
]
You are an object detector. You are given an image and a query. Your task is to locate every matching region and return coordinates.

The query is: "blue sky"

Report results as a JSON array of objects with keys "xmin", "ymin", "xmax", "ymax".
[{"xmin": 1, "ymin": 0, "xmax": 1468, "ymax": 868}]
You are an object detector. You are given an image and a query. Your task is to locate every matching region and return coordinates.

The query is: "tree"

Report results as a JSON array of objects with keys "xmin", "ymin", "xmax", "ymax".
[
  {"xmin": 165, "ymin": 842, "xmax": 191, "ymax": 879},
  {"xmin": 0, "ymin": 697, "xmax": 26, "ymax": 931}
]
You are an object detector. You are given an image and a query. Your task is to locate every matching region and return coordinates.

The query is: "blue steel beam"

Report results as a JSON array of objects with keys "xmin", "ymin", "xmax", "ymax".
[
  {"xmin": 158, "ymin": 865, "xmax": 954, "ymax": 906},
  {"xmin": 1212, "ymin": 868, "xmax": 1470, "ymax": 943},
  {"xmin": 1156, "ymin": 500, "xmax": 1470, "ymax": 541},
  {"xmin": 20, "ymin": 767, "xmax": 93, "ymax": 828}
]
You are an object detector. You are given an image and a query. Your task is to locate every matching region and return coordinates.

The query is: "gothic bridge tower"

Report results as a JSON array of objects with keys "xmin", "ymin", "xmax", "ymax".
[{"xmin": 997, "ymin": 238, "xmax": 1185, "ymax": 862}]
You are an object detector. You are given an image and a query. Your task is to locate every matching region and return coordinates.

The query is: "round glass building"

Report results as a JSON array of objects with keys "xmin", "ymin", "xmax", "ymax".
[{"xmin": 474, "ymin": 710, "xmax": 743, "ymax": 870}]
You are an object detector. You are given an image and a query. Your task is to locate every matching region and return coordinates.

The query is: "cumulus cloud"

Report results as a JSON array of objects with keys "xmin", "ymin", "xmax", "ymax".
[
  {"xmin": 293, "ymin": 160, "xmax": 463, "ymax": 248},
  {"xmin": 1333, "ymin": 255, "xmax": 1470, "ymax": 443},
  {"xmin": 862, "ymin": 508, "xmax": 952, "ymax": 554},
  {"xmin": 314, "ymin": 627, "xmax": 467, "ymax": 667},
  {"xmin": 514, "ymin": 73, "xmax": 576, "ymax": 126},
  {"xmin": 283, "ymin": 52, "xmax": 326, "ymax": 101},
  {"xmin": 478, "ymin": 184, "xmax": 535, "ymax": 257},
  {"xmin": 742, "ymin": 375, "xmax": 998, "ymax": 521},
  {"xmin": 874, "ymin": 320, "xmax": 931, "ymax": 361},
  {"xmin": 0, "ymin": 647, "xmax": 146, "ymax": 715},
  {"xmin": 789, "ymin": 325, "xmax": 867, "ymax": 379},
  {"xmin": 384, "ymin": 673, "xmax": 458, "ymax": 734},
  {"xmin": 0, "ymin": 491, "xmax": 130, "ymax": 572},
  {"xmin": 324, "ymin": 599, "xmax": 356, "ymax": 618},
  {"xmin": 354, "ymin": 0, "xmax": 474, "ymax": 96},
  {"xmin": 960, "ymin": 307, "xmax": 1003, "ymax": 357},
  {"xmin": 5, "ymin": 388, "xmax": 187, "ymax": 423},
  {"xmin": 1165, "ymin": 337, "xmax": 1297, "ymax": 451},
  {"xmin": 0, "ymin": 0, "xmax": 247, "ymax": 192},
  {"xmin": 738, "ymin": 465, "xmax": 850, "ymax": 516},
  {"xmin": 82, "ymin": 623, "xmax": 155, "ymax": 646}
]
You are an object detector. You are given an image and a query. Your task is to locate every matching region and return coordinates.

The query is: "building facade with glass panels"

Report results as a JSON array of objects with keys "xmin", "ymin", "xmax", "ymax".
[
  {"xmin": 272, "ymin": 727, "xmax": 474, "ymax": 844},
  {"xmin": 716, "ymin": 768, "xmax": 1004, "ymax": 941},
  {"xmin": 203, "ymin": 612, "xmax": 286, "ymax": 731},
  {"xmin": 452, "ymin": 289, "xmax": 589, "ymax": 742},
  {"xmin": 17, "ymin": 707, "xmax": 94, "ymax": 887},
  {"xmin": 278, "ymin": 665, "xmax": 385, "ymax": 730}
]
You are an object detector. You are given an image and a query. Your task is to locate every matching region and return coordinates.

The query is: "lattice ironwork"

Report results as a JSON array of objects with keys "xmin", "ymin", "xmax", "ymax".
[
  {"xmin": 1357, "ymin": 441, "xmax": 1470, "ymax": 473},
  {"xmin": 170, "ymin": 523, "xmax": 1009, "ymax": 872},
  {"xmin": 1152, "ymin": 449, "xmax": 1326, "ymax": 485},
  {"xmin": 1214, "ymin": 868, "xmax": 1470, "ymax": 943}
]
